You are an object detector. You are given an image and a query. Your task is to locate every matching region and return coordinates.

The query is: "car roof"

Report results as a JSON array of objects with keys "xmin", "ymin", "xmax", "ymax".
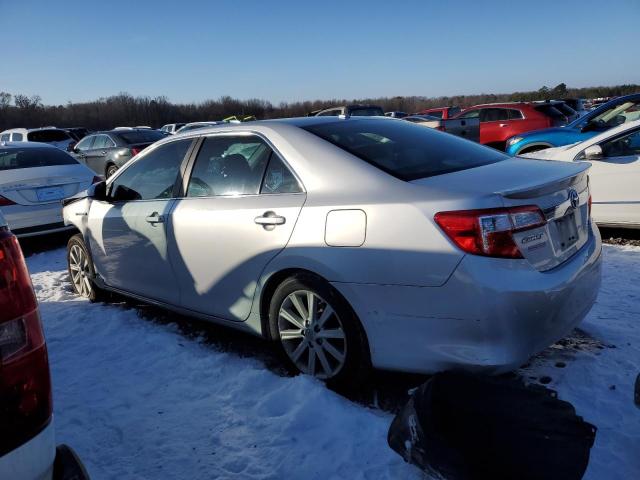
[{"xmin": 465, "ymin": 102, "xmax": 532, "ymax": 109}]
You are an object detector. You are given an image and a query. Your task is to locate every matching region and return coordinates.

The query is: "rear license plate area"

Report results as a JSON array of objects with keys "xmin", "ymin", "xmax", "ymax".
[
  {"xmin": 36, "ymin": 186, "xmax": 65, "ymax": 202},
  {"xmin": 555, "ymin": 211, "xmax": 579, "ymax": 250}
]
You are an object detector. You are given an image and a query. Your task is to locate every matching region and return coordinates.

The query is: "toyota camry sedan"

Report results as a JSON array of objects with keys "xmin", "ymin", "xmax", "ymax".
[{"xmin": 62, "ymin": 117, "xmax": 602, "ymax": 385}]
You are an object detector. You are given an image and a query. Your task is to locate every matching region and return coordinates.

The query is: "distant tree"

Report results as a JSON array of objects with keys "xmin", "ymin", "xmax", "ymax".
[
  {"xmin": 0, "ymin": 92, "xmax": 11, "ymax": 109},
  {"xmin": 553, "ymin": 83, "xmax": 568, "ymax": 98}
]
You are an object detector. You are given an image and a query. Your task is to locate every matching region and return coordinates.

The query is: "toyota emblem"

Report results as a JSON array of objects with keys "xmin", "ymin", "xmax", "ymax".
[{"xmin": 569, "ymin": 189, "xmax": 579, "ymax": 209}]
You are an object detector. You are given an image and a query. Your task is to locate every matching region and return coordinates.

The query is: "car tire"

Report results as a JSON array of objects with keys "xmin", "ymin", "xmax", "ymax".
[
  {"xmin": 66, "ymin": 234, "xmax": 107, "ymax": 303},
  {"xmin": 106, "ymin": 164, "xmax": 118, "ymax": 178},
  {"xmin": 268, "ymin": 274, "xmax": 371, "ymax": 388}
]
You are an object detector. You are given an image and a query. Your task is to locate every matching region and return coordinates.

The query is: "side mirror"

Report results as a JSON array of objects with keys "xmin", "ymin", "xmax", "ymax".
[
  {"xmin": 67, "ymin": 142, "xmax": 77, "ymax": 153},
  {"xmin": 87, "ymin": 181, "xmax": 108, "ymax": 201},
  {"xmin": 583, "ymin": 145, "xmax": 603, "ymax": 160}
]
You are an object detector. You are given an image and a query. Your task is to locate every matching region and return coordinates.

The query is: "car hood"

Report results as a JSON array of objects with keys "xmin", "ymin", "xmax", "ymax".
[
  {"xmin": 517, "ymin": 126, "xmax": 578, "ymax": 139},
  {"xmin": 519, "ymin": 143, "xmax": 578, "ymax": 160}
]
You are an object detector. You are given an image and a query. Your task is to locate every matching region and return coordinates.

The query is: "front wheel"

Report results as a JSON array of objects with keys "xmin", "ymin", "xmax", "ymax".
[
  {"xmin": 67, "ymin": 234, "xmax": 106, "ymax": 302},
  {"xmin": 269, "ymin": 274, "xmax": 370, "ymax": 387}
]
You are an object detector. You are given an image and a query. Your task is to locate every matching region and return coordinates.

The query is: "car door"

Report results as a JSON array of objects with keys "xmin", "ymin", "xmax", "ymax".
[
  {"xmin": 72, "ymin": 135, "xmax": 96, "ymax": 165},
  {"xmin": 84, "ymin": 135, "xmax": 110, "ymax": 175},
  {"xmin": 168, "ymin": 134, "xmax": 306, "ymax": 322},
  {"xmin": 87, "ymin": 138, "xmax": 194, "ymax": 303},
  {"xmin": 580, "ymin": 127, "xmax": 640, "ymax": 225},
  {"xmin": 478, "ymin": 108, "xmax": 511, "ymax": 146}
]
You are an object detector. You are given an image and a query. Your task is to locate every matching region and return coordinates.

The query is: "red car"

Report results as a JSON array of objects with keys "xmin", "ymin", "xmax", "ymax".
[
  {"xmin": 415, "ymin": 106, "xmax": 461, "ymax": 119},
  {"xmin": 0, "ymin": 212, "xmax": 88, "ymax": 479},
  {"xmin": 454, "ymin": 102, "xmax": 568, "ymax": 150}
]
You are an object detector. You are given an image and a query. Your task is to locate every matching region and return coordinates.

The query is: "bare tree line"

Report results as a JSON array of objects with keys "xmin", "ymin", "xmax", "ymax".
[{"xmin": 1, "ymin": 84, "xmax": 638, "ymax": 131}]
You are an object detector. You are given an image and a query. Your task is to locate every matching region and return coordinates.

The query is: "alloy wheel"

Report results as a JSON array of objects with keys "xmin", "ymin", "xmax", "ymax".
[
  {"xmin": 278, "ymin": 290, "xmax": 347, "ymax": 379},
  {"xmin": 69, "ymin": 244, "xmax": 93, "ymax": 298}
]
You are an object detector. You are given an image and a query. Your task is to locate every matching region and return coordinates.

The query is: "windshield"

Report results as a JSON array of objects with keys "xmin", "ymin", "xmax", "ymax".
[
  {"xmin": 349, "ymin": 107, "xmax": 385, "ymax": 116},
  {"xmin": 116, "ymin": 130, "xmax": 166, "ymax": 144},
  {"xmin": 0, "ymin": 147, "xmax": 78, "ymax": 171},
  {"xmin": 302, "ymin": 119, "xmax": 506, "ymax": 181},
  {"xmin": 570, "ymin": 98, "xmax": 640, "ymax": 129}
]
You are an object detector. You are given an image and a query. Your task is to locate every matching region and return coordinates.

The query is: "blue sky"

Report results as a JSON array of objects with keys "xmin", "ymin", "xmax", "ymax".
[{"xmin": 3, "ymin": 0, "xmax": 638, "ymax": 105}]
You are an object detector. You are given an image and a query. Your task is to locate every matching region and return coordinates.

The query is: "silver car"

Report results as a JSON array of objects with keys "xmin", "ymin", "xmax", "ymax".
[{"xmin": 62, "ymin": 117, "xmax": 602, "ymax": 385}]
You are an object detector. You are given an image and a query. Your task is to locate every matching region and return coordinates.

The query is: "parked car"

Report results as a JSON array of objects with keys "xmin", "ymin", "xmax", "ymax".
[
  {"xmin": 521, "ymin": 119, "xmax": 640, "ymax": 228},
  {"xmin": 70, "ymin": 129, "xmax": 166, "ymax": 178},
  {"xmin": 313, "ymin": 105, "xmax": 385, "ymax": 117},
  {"xmin": 385, "ymin": 111, "xmax": 409, "ymax": 118},
  {"xmin": 175, "ymin": 122, "xmax": 222, "ymax": 134},
  {"xmin": 505, "ymin": 93, "xmax": 640, "ymax": 155},
  {"xmin": 0, "ymin": 143, "xmax": 98, "ymax": 237},
  {"xmin": 563, "ymin": 99, "xmax": 588, "ymax": 117},
  {"xmin": 160, "ymin": 123, "xmax": 186, "ymax": 134},
  {"xmin": 455, "ymin": 102, "xmax": 569, "ymax": 150},
  {"xmin": 0, "ymin": 211, "xmax": 89, "ymax": 479},
  {"xmin": 403, "ymin": 115, "xmax": 480, "ymax": 142},
  {"xmin": 63, "ymin": 127, "xmax": 91, "ymax": 142},
  {"xmin": 0, "ymin": 128, "xmax": 76, "ymax": 151},
  {"xmin": 62, "ymin": 117, "xmax": 601, "ymax": 386},
  {"xmin": 415, "ymin": 106, "xmax": 461, "ymax": 119}
]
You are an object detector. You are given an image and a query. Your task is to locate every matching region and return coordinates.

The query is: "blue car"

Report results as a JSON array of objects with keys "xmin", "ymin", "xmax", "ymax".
[{"xmin": 505, "ymin": 93, "xmax": 640, "ymax": 156}]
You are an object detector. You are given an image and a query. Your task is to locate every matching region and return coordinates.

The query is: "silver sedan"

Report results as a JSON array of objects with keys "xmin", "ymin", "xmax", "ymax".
[{"xmin": 63, "ymin": 117, "xmax": 602, "ymax": 385}]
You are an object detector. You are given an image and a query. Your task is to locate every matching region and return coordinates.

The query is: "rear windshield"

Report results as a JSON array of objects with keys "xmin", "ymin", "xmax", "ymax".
[
  {"xmin": 27, "ymin": 129, "xmax": 71, "ymax": 142},
  {"xmin": 0, "ymin": 147, "xmax": 78, "ymax": 171},
  {"xmin": 115, "ymin": 130, "xmax": 165, "ymax": 144},
  {"xmin": 302, "ymin": 119, "xmax": 506, "ymax": 181},
  {"xmin": 534, "ymin": 105, "xmax": 566, "ymax": 119},
  {"xmin": 348, "ymin": 107, "xmax": 385, "ymax": 116},
  {"xmin": 555, "ymin": 103, "xmax": 577, "ymax": 117}
]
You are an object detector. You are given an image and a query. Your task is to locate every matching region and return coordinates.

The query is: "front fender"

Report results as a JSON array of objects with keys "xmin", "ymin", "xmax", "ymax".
[{"xmin": 62, "ymin": 198, "xmax": 91, "ymax": 237}]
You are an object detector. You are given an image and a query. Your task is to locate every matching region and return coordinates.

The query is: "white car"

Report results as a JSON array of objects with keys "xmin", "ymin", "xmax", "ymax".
[
  {"xmin": 522, "ymin": 119, "xmax": 640, "ymax": 228},
  {"xmin": 0, "ymin": 142, "xmax": 97, "ymax": 237},
  {"xmin": 63, "ymin": 117, "xmax": 601, "ymax": 385},
  {"xmin": 160, "ymin": 123, "xmax": 186, "ymax": 134},
  {"xmin": 0, "ymin": 128, "xmax": 76, "ymax": 151},
  {"xmin": 0, "ymin": 211, "xmax": 89, "ymax": 480}
]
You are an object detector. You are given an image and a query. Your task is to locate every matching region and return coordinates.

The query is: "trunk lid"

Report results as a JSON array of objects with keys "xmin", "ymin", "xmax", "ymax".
[
  {"xmin": 0, "ymin": 165, "xmax": 93, "ymax": 206},
  {"xmin": 412, "ymin": 158, "xmax": 591, "ymax": 271}
]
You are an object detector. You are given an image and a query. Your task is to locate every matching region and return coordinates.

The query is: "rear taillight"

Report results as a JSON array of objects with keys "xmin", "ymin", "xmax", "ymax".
[
  {"xmin": 0, "ymin": 228, "xmax": 52, "ymax": 456},
  {"xmin": 0, "ymin": 195, "xmax": 16, "ymax": 207},
  {"xmin": 434, "ymin": 206, "xmax": 546, "ymax": 258},
  {"xmin": 130, "ymin": 147, "xmax": 141, "ymax": 156}
]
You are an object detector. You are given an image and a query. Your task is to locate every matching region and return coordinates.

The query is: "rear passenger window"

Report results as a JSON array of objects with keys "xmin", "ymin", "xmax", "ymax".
[
  {"xmin": 26, "ymin": 130, "xmax": 70, "ymax": 142},
  {"xmin": 0, "ymin": 134, "xmax": 9, "ymax": 142},
  {"xmin": 508, "ymin": 109, "xmax": 524, "ymax": 119},
  {"xmin": 91, "ymin": 135, "xmax": 108, "ymax": 149},
  {"xmin": 261, "ymin": 155, "xmax": 303, "ymax": 194},
  {"xmin": 458, "ymin": 109, "xmax": 479, "ymax": 119},
  {"xmin": 11, "ymin": 133, "xmax": 24, "ymax": 141},
  {"xmin": 187, "ymin": 136, "xmax": 272, "ymax": 197}
]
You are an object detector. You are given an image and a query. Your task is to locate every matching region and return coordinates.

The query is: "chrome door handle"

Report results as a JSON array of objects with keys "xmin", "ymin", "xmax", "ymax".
[
  {"xmin": 254, "ymin": 211, "xmax": 285, "ymax": 226},
  {"xmin": 145, "ymin": 212, "xmax": 165, "ymax": 224},
  {"xmin": 499, "ymin": 123, "xmax": 508, "ymax": 127}
]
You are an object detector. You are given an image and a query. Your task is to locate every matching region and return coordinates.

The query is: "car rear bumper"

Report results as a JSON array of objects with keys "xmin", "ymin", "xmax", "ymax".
[
  {"xmin": 1, "ymin": 203, "xmax": 75, "ymax": 237},
  {"xmin": 0, "ymin": 419, "xmax": 55, "ymax": 480},
  {"xmin": 333, "ymin": 222, "xmax": 602, "ymax": 374}
]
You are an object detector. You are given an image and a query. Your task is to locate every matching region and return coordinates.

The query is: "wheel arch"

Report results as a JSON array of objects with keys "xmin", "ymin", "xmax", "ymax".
[
  {"xmin": 515, "ymin": 142, "xmax": 554, "ymax": 155},
  {"xmin": 257, "ymin": 267, "xmax": 368, "ymax": 353}
]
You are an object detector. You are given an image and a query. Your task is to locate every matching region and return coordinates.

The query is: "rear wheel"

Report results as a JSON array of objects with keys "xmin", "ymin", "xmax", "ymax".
[
  {"xmin": 269, "ymin": 274, "xmax": 370, "ymax": 387},
  {"xmin": 106, "ymin": 164, "xmax": 118, "ymax": 178},
  {"xmin": 67, "ymin": 234, "xmax": 106, "ymax": 302}
]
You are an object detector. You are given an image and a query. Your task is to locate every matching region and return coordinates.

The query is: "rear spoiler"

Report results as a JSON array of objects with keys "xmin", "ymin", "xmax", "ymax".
[{"xmin": 497, "ymin": 162, "xmax": 590, "ymax": 199}]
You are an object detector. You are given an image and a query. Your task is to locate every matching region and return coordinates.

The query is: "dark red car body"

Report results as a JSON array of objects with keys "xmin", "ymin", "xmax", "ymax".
[{"xmin": 454, "ymin": 103, "xmax": 566, "ymax": 149}]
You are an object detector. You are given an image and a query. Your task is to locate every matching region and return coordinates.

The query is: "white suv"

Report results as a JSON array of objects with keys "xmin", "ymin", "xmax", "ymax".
[{"xmin": 0, "ymin": 128, "xmax": 75, "ymax": 151}]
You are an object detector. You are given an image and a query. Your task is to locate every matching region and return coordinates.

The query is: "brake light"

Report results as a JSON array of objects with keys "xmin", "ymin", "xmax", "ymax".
[
  {"xmin": 0, "ymin": 228, "xmax": 52, "ymax": 456},
  {"xmin": 130, "ymin": 147, "xmax": 141, "ymax": 156},
  {"xmin": 0, "ymin": 195, "xmax": 16, "ymax": 207},
  {"xmin": 434, "ymin": 206, "xmax": 546, "ymax": 258}
]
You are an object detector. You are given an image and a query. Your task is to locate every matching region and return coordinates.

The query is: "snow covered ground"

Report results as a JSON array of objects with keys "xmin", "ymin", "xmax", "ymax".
[{"xmin": 25, "ymin": 244, "xmax": 639, "ymax": 480}]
